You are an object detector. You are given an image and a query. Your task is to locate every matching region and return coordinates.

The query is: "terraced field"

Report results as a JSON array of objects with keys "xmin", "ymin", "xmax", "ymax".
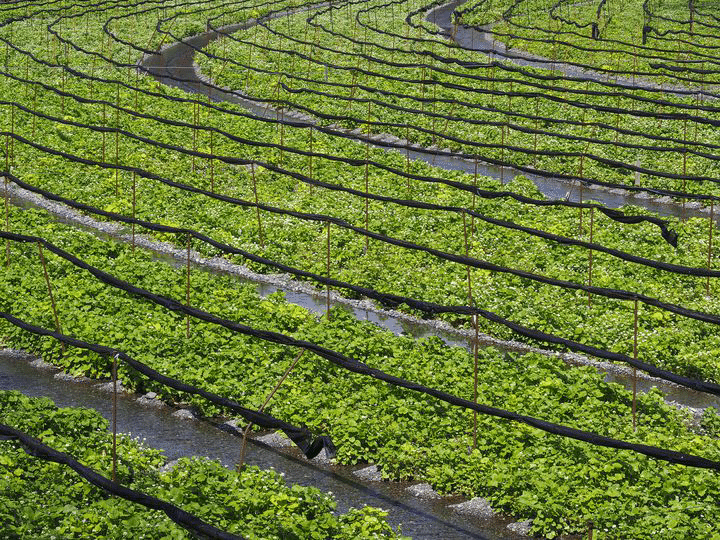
[{"xmin": 2, "ymin": 0, "xmax": 720, "ymax": 537}]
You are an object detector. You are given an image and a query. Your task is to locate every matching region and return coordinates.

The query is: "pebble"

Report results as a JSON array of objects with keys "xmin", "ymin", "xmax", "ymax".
[
  {"xmin": 449, "ymin": 497, "xmax": 496, "ymax": 518},
  {"xmin": 171, "ymin": 408, "xmax": 195, "ymax": 420},
  {"xmin": 406, "ymin": 483, "xmax": 441, "ymax": 499},
  {"xmin": 256, "ymin": 432, "xmax": 293, "ymax": 448},
  {"xmin": 507, "ymin": 520, "xmax": 533, "ymax": 535},
  {"xmin": 353, "ymin": 465, "xmax": 382, "ymax": 481}
]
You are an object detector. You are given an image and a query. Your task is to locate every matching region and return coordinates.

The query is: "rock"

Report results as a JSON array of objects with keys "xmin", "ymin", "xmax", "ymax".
[
  {"xmin": 172, "ymin": 408, "xmax": 195, "ymax": 420},
  {"xmin": 449, "ymin": 497, "xmax": 496, "ymax": 518},
  {"xmin": 137, "ymin": 395, "xmax": 163, "ymax": 407},
  {"xmin": 353, "ymin": 465, "xmax": 382, "ymax": 481},
  {"xmin": 256, "ymin": 432, "xmax": 293, "ymax": 448},
  {"xmin": 54, "ymin": 372, "xmax": 89, "ymax": 383},
  {"xmin": 29, "ymin": 358, "xmax": 55, "ymax": 369},
  {"xmin": 406, "ymin": 483, "xmax": 441, "ymax": 499},
  {"xmin": 144, "ymin": 392, "xmax": 157, "ymax": 400},
  {"xmin": 507, "ymin": 519, "xmax": 533, "ymax": 535},
  {"xmin": 95, "ymin": 380, "xmax": 126, "ymax": 393},
  {"xmin": 310, "ymin": 447, "xmax": 335, "ymax": 464}
]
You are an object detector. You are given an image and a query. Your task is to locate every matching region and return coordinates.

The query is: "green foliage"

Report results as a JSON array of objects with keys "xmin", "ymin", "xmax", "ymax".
[{"xmin": 0, "ymin": 391, "xmax": 401, "ymax": 539}]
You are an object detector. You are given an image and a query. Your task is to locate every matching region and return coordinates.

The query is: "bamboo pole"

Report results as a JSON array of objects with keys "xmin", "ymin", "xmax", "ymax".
[
  {"xmin": 632, "ymin": 298, "xmax": 638, "ymax": 432},
  {"xmin": 131, "ymin": 172, "xmax": 136, "ymax": 251},
  {"xmin": 38, "ymin": 242, "xmax": 64, "ymax": 354},
  {"xmin": 112, "ymin": 353, "xmax": 119, "ymax": 482},
  {"xmin": 251, "ymin": 163, "xmax": 264, "ymax": 248},
  {"xmin": 186, "ymin": 235, "xmax": 191, "ymax": 339},
  {"xmin": 326, "ymin": 221, "xmax": 331, "ymax": 319},
  {"xmin": 708, "ymin": 201, "xmax": 714, "ymax": 296},
  {"xmin": 237, "ymin": 349, "xmax": 306, "ymax": 469},
  {"xmin": 4, "ymin": 175, "xmax": 9, "ymax": 267},
  {"xmin": 588, "ymin": 207, "xmax": 594, "ymax": 306}
]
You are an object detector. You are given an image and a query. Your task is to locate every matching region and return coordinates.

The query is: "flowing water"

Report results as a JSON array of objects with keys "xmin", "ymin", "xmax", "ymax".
[{"xmin": 0, "ymin": 349, "xmax": 533, "ymax": 539}]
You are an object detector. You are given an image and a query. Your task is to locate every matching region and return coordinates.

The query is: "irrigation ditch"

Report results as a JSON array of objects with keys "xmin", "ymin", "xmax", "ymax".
[
  {"xmin": 0, "ymin": 348, "xmax": 539, "ymax": 539},
  {"xmin": 141, "ymin": 0, "xmax": 718, "ymax": 220},
  {"xmin": 3, "ymin": 0, "xmax": 720, "ymax": 537}
]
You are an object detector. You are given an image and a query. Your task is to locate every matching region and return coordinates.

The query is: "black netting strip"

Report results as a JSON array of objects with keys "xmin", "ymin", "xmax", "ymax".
[
  {"xmin": 5, "ymin": 171, "xmax": 720, "ymax": 391},
  {"xmin": 2, "ymin": 236, "xmax": 720, "ymax": 470},
  {"xmin": 0, "ymin": 423, "xmax": 244, "ymax": 540},
  {"xmin": 0, "ymin": 310, "xmax": 333, "ymax": 459}
]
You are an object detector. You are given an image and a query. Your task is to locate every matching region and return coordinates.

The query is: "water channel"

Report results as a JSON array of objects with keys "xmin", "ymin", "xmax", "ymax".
[{"xmin": 4, "ymin": 2, "xmax": 720, "ymax": 538}]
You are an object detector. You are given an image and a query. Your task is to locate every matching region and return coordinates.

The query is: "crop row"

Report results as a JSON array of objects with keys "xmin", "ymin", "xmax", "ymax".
[{"xmin": 0, "ymin": 390, "xmax": 399, "ymax": 538}]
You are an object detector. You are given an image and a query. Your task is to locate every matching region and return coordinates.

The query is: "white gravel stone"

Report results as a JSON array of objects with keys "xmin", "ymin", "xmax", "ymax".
[
  {"xmin": 54, "ymin": 372, "xmax": 90, "ymax": 383},
  {"xmin": 95, "ymin": 380, "xmax": 126, "ymax": 393},
  {"xmin": 507, "ymin": 520, "xmax": 533, "ymax": 535},
  {"xmin": 353, "ymin": 465, "xmax": 382, "ymax": 481},
  {"xmin": 406, "ymin": 483, "xmax": 441, "ymax": 499},
  {"xmin": 449, "ymin": 497, "xmax": 496, "ymax": 518},
  {"xmin": 29, "ymin": 358, "xmax": 55, "ymax": 369},
  {"xmin": 172, "ymin": 408, "xmax": 195, "ymax": 420},
  {"xmin": 310, "ymin": 447, "xmax": 335, "ymax": 464},
  {"xmin": 256, "ymin": 432, "xmax": 293, "ymax": 448}
]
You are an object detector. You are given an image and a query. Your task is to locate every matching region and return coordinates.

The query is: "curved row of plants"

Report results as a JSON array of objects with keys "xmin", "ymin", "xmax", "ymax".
[
  {"xmin": 2, "ymin": 0, "xmax": 720, "ymax": 536},
  {"xmin": 2, "ymin": 207, "xmax": 720, "ymax": 538},
  {"xmin": 196, "ymin": 0, "xmax": 720, "ymax": 198},
  {"xmin": 2, "ymin": 0, "xmax": 720, "ymax": 385},
  {"xmin": 457, "ymin": 0, "xmax": 720, "ymax": 86},
  {"xmin": 0, "ymin": 389, "xmax": 400, "ymax": 539}
]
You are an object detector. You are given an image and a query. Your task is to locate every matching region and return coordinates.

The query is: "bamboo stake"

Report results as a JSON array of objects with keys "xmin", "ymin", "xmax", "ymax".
[
  {"xmin": 112, "ymin": 353, "xmax": 118, "ymax": 482},
  {"xmin": 308, "ymin": 127, "xmax": 313, "ymax": 182},
  {"xmin": 210, "ymin": 130, "xmax": 214, "ymax": 192},
  {"xmin": 588, "ymin": 207, "xmax": 594, "ymax": 307},
  {"xmin": 472, "ymin": 157, "xmax": 478, "ymax": 235},
  {"xmin": 251, "ymin": 163, "xmax": 264, "ymax": 248},
  {"xmin": 632, "ymin": 298, "xmax": 638, "ymax": 432},
  {"xmin": 131, "ymin": 172, "xmax": 136, "ymax": 251},
  {"xmin": 365, "ymin": 137, "xmax": 370, "ymax": 254},
  {"xmin": 326, "ymin": 221, "xmax": 331, "ymax": 320},
  {"xmin": 186, "ymin": 235, "xmax": 191, "ymax": 339},
  {"xmin": 4, "ymin": 175, "xmax": 9, "ymax": 267},
  {"xmin": 192, "ymin": 101, "xmax": 197, "ymax": 172},
  {"xmin": 38, "ymin": 242, "xmax": 64, "ymax": 354},
  {"xmin": 32, "ymin": 85, "xmax": 37, "ymax": 138},
  {"xmin": 463, "ymin": 210, "xmax": 479, "ymax": 448},
  {"xmin": 115, "ymin": 86, "xmax": 120, "ymax": 196},
  {"xmin": 9, "ymin": 104, "xmax": 14, "ymax": 168},
  {"xmin": 708, "ymin": 201, "xmax": 714, "ymax": 296},
  {"xmin": 237, "ymin": 349, "xmax": 306, "ymax": 469}
]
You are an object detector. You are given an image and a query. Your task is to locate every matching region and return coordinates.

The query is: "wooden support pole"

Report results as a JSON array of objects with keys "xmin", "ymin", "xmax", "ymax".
[
  {"xmin": 186, "ymin": 235, "xmax": 191, "ymax": 339},
  {"xmin": 101, "ymin": 102, "xmax": 106, "ymax": 162},
  {"xmin": 365, "ymin": 138, "xmax": 370, "ymax": 254},
  {"xmin": 38, "ymin": 242, "xmax": 65, "ymax": 354},
  {"xmin": 238, "ymin": 349, "xmax": 306, "ymax": 470},
  {"xmin": 115, "ymin": 86, "xmax": 120, "ymax": 196},
  {"xmin": 4, "ymin": 105, "xmax": 9, "ymax": 172},
  {"xmin": 308, "ymin": 126, "xmax": 313, "ymax": 181},
  {"xmin": 32, "ymin": 85, "xmax": 37, "ymax": 138},
  {"xmin": 499, "ymin": 124, "xmax": 505, "ymax": 184},
  {"xmin": 708, "ymin": 201, "xmax": 714, "ymax": 296},
  {"xmin": 463, "ymin": 210, "xmax": 478, "ymax": 448},
  {"xmin": 192, "ymin": 101, "xmax": 197, "ymax": 172},
  {"xmin": 4, "ymin": 174, "xmax": 9, "ymax": 267},
  {"xmin": 588, "ymin": 207, "xmax": 594, "ymax": 307},
  {"xmin": 9, "ymin": 104, "xmax": 14, "ymax": 168},
  {"xmin": 251, "ymin": 163, "xmax": 264, "ymax": 248},
  {"xmin": 210, "ymin": 130, "xmax": 214, "ymax": 192},
  {"xmin": 326, "ymin": 221, "xmax": 331, "ymax": 320},
  {"xmin": 131, "ymin": 172, "xmax": 136, "ymax": 251},
  {"xmin": 632, "ymin": 298, "xmax": 638, "ymax": 432},
  {"xmin": 112, "ymin": 353, "xmax": 118, "ymax": 482}
]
